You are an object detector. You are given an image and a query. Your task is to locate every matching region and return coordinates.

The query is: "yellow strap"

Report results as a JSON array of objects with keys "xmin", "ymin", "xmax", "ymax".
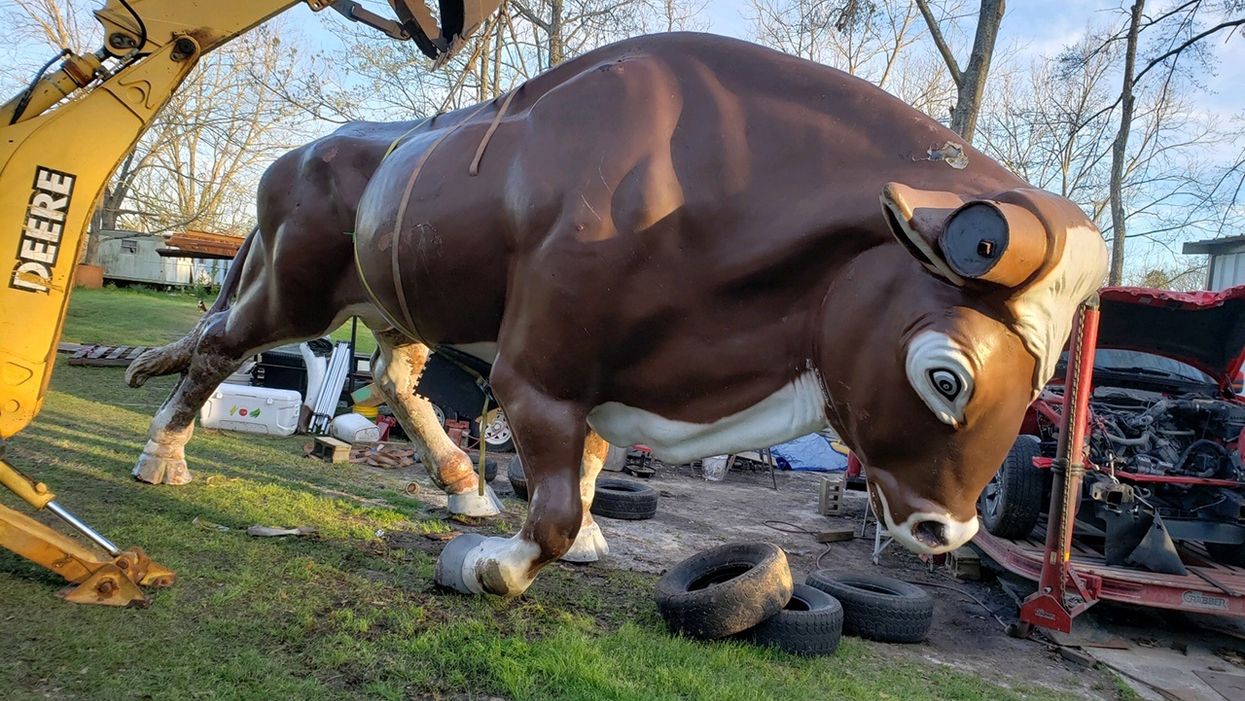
[
  {"xmin": 469, "ymin": 87, "xmax": 518, "ymax": 176},
  {"xmin": 387, "ymin": 102, "xmax": 492, "ymax": 340},
  {"xmin": 478, "ymin": 394, "xmax": 490, "ymax": 497}
]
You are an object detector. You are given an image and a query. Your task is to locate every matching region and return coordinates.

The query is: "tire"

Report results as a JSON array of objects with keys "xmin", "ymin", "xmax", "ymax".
[
  {"xmin": 979, "ymin": 435, "xmax": 1044, "ymax": 539},
  {"xmin": 1205, "ymin": 542, "xmax": 1245, "ymax": 567},
  {"xmin": 507, "ymin": 456, "xmax": 529, "ymax": 501},
  {"xmin": 655, "ymin": 542, "xmax": 793, "ymax": 640},
  {"xmin": 472, "ymin": 410, "xmax": 516, "ymax": 453},
  {"xmin": 805, "ymin": 570, "xmax": 932, "ymax": 643},
  {"xmin": 591, "ymin": 478, "xmax": 658, "ymax": 520},
  {"xmin": 739, "ymin": 583, "xmax": 843, "ymax": 656}
]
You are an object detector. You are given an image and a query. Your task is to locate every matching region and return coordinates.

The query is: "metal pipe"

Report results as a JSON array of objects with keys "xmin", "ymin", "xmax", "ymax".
[{"xmin": 46, "ymin": 501, "xmax": 121, "ymax": 556}]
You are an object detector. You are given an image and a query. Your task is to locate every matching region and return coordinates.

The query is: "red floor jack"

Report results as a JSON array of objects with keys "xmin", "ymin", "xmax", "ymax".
[{"xmin": 1015, "ymin": 298, "xmax": 1104, "ymax": 635}]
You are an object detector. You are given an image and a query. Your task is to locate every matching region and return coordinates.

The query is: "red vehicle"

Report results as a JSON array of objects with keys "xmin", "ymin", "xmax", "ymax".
[{"xmin": 975, "ymin": 286, "xmax": 1245, "ymax": 630}]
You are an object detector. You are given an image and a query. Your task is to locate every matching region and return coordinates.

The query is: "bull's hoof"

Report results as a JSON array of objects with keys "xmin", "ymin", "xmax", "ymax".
[
  {"xmin": 560, "ymin": 520, "xmax": 609, "ymax": 563},
  {"xmin": 447, "ymin": 484, "xmax": 503, "ymax": 517},
  {"xmin": 435, "ymin": 533, "xmax": 487, "ymax": 593},
  {"xmin": 435, "ymin": 534, "xmax": 540, "ymax": 596},
  {"xmin": 133, "ymin": 441, "xmax": 192, "ymax": 485}
]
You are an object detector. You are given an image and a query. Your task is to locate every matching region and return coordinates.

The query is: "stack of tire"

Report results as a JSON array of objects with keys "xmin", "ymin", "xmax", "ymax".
[
  {"xmin": 507, "ymin": 456, "xmax": 659, "ymax": 520},
  {"xmin": 654, "ymin": 543, "xmax": 933, "ymax": 655}
]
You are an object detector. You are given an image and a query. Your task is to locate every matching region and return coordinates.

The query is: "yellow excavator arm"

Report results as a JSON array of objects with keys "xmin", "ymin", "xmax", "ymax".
[{"xmin": 0, "ymin": 0, "xmax": 500, "ymax": 605}]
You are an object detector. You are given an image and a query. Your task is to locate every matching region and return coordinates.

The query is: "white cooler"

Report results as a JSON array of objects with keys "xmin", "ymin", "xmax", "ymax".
[{"xmin": 201, "ymin": 384, "xmax": 302, "ymax": 436}]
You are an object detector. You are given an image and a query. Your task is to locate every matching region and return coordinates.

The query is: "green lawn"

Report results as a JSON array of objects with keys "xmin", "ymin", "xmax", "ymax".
[
  {"xmin": 62, "ymin": 285, "xmax": 377, "ymax": 355},
  {"xmin": 1, "ymin": 287, "xmax": 1107, "ymax": 700}
]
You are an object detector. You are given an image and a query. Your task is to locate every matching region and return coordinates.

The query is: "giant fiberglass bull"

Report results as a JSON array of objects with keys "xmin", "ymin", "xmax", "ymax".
[
  {"xmin": 131, "ymin": 33, "xmax": 1107, "ymax": 598},
  {"xmin": 126, "ymin": 32, "xmax": 1105, "ymax": 600}
]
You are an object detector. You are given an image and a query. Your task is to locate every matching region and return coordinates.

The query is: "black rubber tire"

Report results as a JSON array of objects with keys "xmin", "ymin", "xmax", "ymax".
[
  {"xmin": 507, "ymin": 456, "xmax": 529, "ymax": 501},
  {"xmin": 1205, "ymin": 542, "xmax": 1245, "ymax": 567},
  {"xmin": 591, "ymin": 478, "xmax": 658, "ymax": 520},
  {"xmin": 805, "ymin": 570, "xmax": 932, "ymax": 643},
  {"xmin": 979, "ymin": 435, "xmax": 1044, "ymax": 539},
  {"xmin": 739, "ymin": 583, "xmax": 843, "ymax": 656},
  {"xmin": 656, "ymin": 542, "xmax": 793, "ymax": 640}
]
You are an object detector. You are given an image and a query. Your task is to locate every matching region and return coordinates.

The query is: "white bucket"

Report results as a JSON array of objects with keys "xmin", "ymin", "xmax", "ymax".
[
  {"xmin": 329, "ymin": 413, "xmax": 380, "ymax": 444},
  {"xmin": 702, "ymin": 455, "xmax": 729, "ymax": 481}
]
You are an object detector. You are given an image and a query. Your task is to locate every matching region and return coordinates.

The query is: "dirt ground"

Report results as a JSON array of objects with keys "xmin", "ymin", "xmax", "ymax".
[{"xmin": 397, "ymin": 455, "xmax": 1140, "ymax": 700}]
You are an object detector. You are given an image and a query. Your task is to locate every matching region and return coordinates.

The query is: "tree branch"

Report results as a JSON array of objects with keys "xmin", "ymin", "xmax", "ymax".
[{"xmin": 914, "ymin": 0, "xmax": 962, "ymax": 87}]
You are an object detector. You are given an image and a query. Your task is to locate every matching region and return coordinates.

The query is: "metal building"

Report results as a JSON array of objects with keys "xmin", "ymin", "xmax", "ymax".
[{"xmin": 1183, "ymin": 235, "xmax": 1245, "ymax": 291}]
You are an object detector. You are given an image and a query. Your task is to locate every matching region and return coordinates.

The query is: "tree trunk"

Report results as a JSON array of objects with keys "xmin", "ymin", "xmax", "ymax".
[
  {"xmin": 949, "ymin": 0, "xmax": 1005, "ymax": 143},
  {"xmin": 547, "ymin": 0, "xmax": 565, "ymax": 67},
  {"xmin": 1109, "ymin": 0, "xmax": 1145, "ymax": 285}
]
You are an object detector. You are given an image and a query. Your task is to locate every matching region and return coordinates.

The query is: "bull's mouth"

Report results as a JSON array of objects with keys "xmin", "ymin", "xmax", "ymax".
[
  {"xmin": 911, "ymin": 520, "xmax": 948, "ymax": 549},
  {"xmin": 865, "ymin": 477, "xmax": 978, "ymax": 555}
]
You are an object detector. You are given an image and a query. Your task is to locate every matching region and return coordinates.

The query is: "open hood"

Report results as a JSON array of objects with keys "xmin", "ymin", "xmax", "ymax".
[{"xmin": 1095, "ymin": 286, "xmax": 1245, "ymax": 388}]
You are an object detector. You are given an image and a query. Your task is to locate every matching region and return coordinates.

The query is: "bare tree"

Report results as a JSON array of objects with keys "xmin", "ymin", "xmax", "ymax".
[
  {"xmin": 1108, "ymin": 0, "xmax": 1146, "ymax": 285},
  {"xmin": 914, "ymin": 0, "xmax": 1005, "ymax": 143}
]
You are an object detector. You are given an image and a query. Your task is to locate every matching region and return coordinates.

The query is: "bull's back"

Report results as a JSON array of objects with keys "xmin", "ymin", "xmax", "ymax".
[{"xmin": 352, "ymin": 33, "xmax": 1028, "ymax": 358}]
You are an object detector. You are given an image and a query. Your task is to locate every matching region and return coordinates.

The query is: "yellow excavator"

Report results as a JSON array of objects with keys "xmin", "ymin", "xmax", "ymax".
[{"xmin": 0, "ymin": 0, "xmax": 501, "ymax": 606}]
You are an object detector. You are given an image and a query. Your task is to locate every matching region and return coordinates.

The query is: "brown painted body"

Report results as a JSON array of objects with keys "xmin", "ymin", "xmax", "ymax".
[
  {"xmin": 352, "ymin": 33, "xmax": 1106, "ymax": 593},
  {"xmin": 124, "ymin": 118, "xmax": 505, "ymax": 516}
]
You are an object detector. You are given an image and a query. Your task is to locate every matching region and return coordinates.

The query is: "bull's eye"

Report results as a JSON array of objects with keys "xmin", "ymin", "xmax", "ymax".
[
  {"xmin": 930, "ymin": 369, "xmax": 961, "ymax": 399},
  {"xmin": 905, "ymin": 331, "xmax": 975, "ymax": 429}
]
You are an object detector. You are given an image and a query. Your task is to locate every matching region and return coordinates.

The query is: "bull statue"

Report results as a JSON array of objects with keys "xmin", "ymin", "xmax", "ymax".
[{"xmin": 129, "ymin": 33, "xmax": 1107, "ymax": 598}]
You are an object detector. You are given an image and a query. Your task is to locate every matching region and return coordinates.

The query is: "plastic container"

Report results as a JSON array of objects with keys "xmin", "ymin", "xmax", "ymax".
[
  {"xmin": 330, "ymin": 412, "xmax": 381, "ymax": 443},
  {"xmin": 201, "ymin": 384, "xmax": 302, "ymax": 436},
  {"xmin": 353, "ymin": 404, "xmax": 379, "ymax": 419}
]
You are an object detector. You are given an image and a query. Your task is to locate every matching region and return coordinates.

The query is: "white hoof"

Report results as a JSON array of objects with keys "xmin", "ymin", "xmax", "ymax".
[
  {"xmin": 560, "ymin": 520, "xmax": 609, "ymax": 563},
  {"xmin": 435, "ymin": 533, "xmax": 540, "ymax": 596},
  {"xmin": 447, "ymin": 484, "xmax": 503, "ymax": 517},
  {"xmin": 133, "ymin": 441, "xmax": 192, "ymax": 485}
]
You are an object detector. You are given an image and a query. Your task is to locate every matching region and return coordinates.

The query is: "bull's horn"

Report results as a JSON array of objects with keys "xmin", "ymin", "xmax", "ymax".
[
  {"xmin": 880, "ymin": 182, "xmax": 967, "ymax": 286},
  {"xmin": 939, "ymin": 200, "xmax": 1048, "ymax": 288}
]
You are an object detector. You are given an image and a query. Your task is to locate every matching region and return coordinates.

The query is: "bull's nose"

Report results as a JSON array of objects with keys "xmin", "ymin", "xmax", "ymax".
[{"xmin": 912, "ymin": 520, "xmax": 950, "ymax": 549}]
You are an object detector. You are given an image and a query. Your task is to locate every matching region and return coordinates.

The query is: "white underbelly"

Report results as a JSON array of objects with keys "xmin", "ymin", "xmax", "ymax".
[{"xmin": 587, "ymin": 371, "xmax": 829, "ymax": 464}]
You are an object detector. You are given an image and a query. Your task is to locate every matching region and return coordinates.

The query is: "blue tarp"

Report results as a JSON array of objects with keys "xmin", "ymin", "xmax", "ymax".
[{"xmin": 771, "ymin": 433, "xmax": 849, "ymax": 472}]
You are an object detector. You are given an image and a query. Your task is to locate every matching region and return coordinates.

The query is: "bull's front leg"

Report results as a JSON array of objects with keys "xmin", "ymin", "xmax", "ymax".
[
  {"xmin": 435, "ymin": 368, "xmax": 589, "ymax": 596},
  {"xmin": 372, "ymin": 331, "xmax": 501, "ymax": 517}
]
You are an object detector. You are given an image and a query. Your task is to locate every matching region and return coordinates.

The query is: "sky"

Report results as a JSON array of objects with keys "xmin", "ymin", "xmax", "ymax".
[{"xmin": 6, "ymin": 0, "xmax": 1243, "ymax": 277}]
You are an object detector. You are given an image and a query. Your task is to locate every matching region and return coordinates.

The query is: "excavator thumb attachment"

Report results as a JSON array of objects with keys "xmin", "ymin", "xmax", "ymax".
[
  {"xmin": 0, "ymin": 503, "xmax": 175, "ymax": 606},
  {"xmin": 0, "ymin": 458, "xmax": 175, "ymax": 606}
]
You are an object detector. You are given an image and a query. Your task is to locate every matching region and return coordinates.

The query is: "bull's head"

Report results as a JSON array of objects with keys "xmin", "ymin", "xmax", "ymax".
[{"xmin": 824, "ymin": 183, "xmax": 1107, "ymax": 556}]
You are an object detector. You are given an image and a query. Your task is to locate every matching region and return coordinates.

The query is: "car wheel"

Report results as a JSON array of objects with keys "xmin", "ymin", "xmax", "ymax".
[
  {"xmin": 591, "ymin": 478, "xmax": 658, "ymax": 520},
  {"xmin": 805, "ymin": 570, "xmax": 932, "ymax": 643},
  {"xmin": 1205, "ymin": 542, "xmax": 1245, "ymax": 567},
  {"xmin": 655, "ymin": 542, "xmax": 793, "ymax": 639},
  {"xmin": 472, "ymin": 410, "xmax": 515, "ymax": 452},
  {"xmin": 506, "ymin": 455, "xmax": 528, "ymax": 501},
  {"xmin": 979, "ymin": 435, "xmax": 1044, "ymax": 539},
  {"xmin": 738, "ymin": 583, "xmax": 843, "ymax": 656}
]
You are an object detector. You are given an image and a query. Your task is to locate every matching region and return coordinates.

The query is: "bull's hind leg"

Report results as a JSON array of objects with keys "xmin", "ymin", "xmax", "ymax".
[
  {"xmin": 436, "ymin": 363, "xmax": 590, "ymax": 596},
  {"xmin": 129, "ymin": 311, "xmax": 251, "ymax": 485},
  {"xmin": 561, "ymin": 430, "xmax": 610, "ymax": 562},
  {"xmin": 372, "ymin": 331, "xmax": 501, "ymax": 517}
]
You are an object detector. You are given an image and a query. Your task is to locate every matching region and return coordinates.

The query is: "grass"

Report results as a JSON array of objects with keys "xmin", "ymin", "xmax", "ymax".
[
  {"xmin": 62, "ymin": 285, "xmax": 377, "ymax": 355},
  {"xmin": 2, "ymin": 288, "xmax": 1102, "ymax": 700}
]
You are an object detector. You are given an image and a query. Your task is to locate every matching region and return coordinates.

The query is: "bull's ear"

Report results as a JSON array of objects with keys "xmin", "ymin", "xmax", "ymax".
[
  {"xmin": 940, "ymin": 200, "xmax": 1050, "ymax": 288},
  {"xmin": 880, "ymin": 183, "xmax": 968, "ymax": 286}
]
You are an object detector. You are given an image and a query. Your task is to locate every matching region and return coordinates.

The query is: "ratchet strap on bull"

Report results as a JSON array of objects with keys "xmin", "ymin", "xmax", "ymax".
[{"xmin": 381, "ymin": 90, "xmax": 517, "ymax": 340}]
